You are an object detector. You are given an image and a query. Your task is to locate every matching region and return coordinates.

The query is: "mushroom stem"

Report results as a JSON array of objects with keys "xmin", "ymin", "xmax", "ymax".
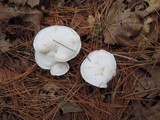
[{"xmin": 52, "ymin": 39, "xmax": 76, "ymax": 52}]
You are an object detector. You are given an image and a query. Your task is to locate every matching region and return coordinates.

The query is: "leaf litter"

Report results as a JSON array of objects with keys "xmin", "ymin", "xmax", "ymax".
[
  {"xmin": 0, "ymin": 0, "xmax": 160, "ymax": 120},
  {"xmin": 103, "ymin": 0, "xmax": 159, "ymax": 46}
]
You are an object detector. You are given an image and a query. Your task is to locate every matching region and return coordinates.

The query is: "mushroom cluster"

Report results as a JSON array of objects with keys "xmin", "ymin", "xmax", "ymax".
[
  {"xmin": 33, "ymin": 26, "xmax": 117, "ymax": 88},
  {"xmin": 33, "ymin": 25, "xmax": 81, "ymax": 76}
]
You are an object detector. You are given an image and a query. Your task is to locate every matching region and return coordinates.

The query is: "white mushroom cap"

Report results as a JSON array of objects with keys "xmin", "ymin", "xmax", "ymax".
[
  {"xmin": 33, "ymin": 25, "xmax": 81, "ymax": 62},
  {"xmin": 50, "ymin": 62, "xmax": 70, "ymax": 76},
  {"xmin": 35, "ymin": 52, "xmax": 69, "ymax": 76},
  {"xmin": 35, "ymin": 52, "xmax": 57, "ymax": 70},
  {"xmin": 80, "ymin": 50, "xmax": 117, "ymax": 88}
]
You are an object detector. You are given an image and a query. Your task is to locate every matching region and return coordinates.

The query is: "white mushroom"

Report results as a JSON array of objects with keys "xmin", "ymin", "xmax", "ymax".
[
  {"xmin": 33, "ymin": 25, "xmax": 81, "ymax": 76},
  {"xmin": 50, "ymin": 62, "xmax": 70, "ymax": 76},
  {"xmin": 33, "ymin": 25, "xmax": 81, "ymax": 62},
  {"xmin": 35, "ymin": 52, "xmax": 57, "ymax": 70},
  {"xmin": 80, "ymin": 50, "xmax": 116, "ymax": 88}
]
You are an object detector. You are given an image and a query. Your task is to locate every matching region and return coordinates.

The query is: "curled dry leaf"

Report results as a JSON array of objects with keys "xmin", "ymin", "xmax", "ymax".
[
  {"xmin": 143, "ymin": 17, "xmax": 153, "ymax": 33},
  {"xmin": 0, "ymin": 3, "xmax": 43, "ymax": 33},
  {"xmin": 144, "ymin": 0, "xmax": 160, "ymax": 14}
]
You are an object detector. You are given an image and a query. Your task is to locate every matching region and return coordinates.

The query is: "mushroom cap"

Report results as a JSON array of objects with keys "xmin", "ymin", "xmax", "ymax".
[
  {"xmin": 50, "ymin": 62, "xmax": 70, "ymax": 76},
  {"xmin": 33, "ymin": 25, "xmax": 81, "ymax": 62},
  {"xmin": 35, "ymin": 52, "xmax": 57, "ymax": 70},
  {"xmin": 80, "ymin": 50, "xmax": 116, "ymax": 88}
]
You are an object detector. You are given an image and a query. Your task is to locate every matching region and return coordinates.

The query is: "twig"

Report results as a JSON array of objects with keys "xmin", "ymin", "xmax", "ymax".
[
  {"xmin": 52, "ymin": 39, "xmax": 76, "ymax": 52},
  {"xmin": 113, "ymin": 53, "xmax": 139, "ymax": 62}
]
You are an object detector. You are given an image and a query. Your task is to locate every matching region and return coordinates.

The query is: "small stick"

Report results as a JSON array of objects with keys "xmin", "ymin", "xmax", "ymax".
[
  {"xmin": 52, "ymin": 39, "xmax": 76, "ymax": 52},
  {"xmin": 113, "ymin": 53, "xmax": 139, "ymax": 62}
]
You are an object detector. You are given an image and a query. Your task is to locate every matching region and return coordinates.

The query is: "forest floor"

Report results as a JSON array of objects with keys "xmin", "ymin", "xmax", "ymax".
[{"xmin": 0, "ymin": 0, "xmax": 160, "ymax": 120}]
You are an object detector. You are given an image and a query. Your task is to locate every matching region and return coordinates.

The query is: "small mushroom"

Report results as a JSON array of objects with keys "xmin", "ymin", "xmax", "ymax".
[
  {"xmin": 35, "ymin": 52, "xmax": 57, "ymax": 70},
  {"xmin": 50, "ymin": 62, "xmax": 70, "ymax": 76},
  {"xmin": 80, "ymin": 50, "xmax": 117, "ymax": 88}
]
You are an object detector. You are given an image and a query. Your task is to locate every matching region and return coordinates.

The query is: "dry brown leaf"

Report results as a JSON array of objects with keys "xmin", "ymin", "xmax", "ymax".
[
  {"xmin": 27, "ymin": 0, "xmax": 40, "ymax": 8},
  {"xmin": 134, "ymin": 65, "xmax": 160, "ymax": 98},
  {"xmin": 147, "ymin": 101, "xmax": 160, "ymax": 120},
  {"xmin": 9, "ymin": 0, "xmax": 27, "ymax": 5},
  {"xmin": 0, "ymin": 3, "xmax": 21, "ymax": 22},
  {"xmin": 23, "ymin": 9, "xmax": 42, "ymax": 33},
  {"xmin": 103, "ymin": 0, "xmax": 159, "ymax": 46},
  {"xmin": 0, "ymin": 3, "xmax": 43, "ymax": 33},
  {"xmin": 104, "ymin": 8, "xmax": 142, "ymax": 46},
  {"xmin": 132, "ymin": 101, "xmax": 160, "ymax": 120},
  {"xmin": 105, "ymin": 0, "xmax": 126, "ymax": 25},
  {"xmin": 40, "ymin": 83, "xmax": 60, "ymax": 99},
  {"xmin": 144, "ymin": 0, "xmax": 160, "ymax": 14}
]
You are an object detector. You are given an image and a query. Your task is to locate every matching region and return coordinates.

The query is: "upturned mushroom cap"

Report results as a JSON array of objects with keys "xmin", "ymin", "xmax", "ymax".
[
  {"xmin": 50, "ymin": 62, "xmax": 70, "ymax": 76},
  {"xmin": 80, "ymin": 50, "xmax": 117, "ymax": 88},
  {"xmin": 35, "ymin": 52, "xmax": 57, "ymax": 70},
  {"xmin": 33, "ymin": 25, "xmax": 81, "ymax": 62}
]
